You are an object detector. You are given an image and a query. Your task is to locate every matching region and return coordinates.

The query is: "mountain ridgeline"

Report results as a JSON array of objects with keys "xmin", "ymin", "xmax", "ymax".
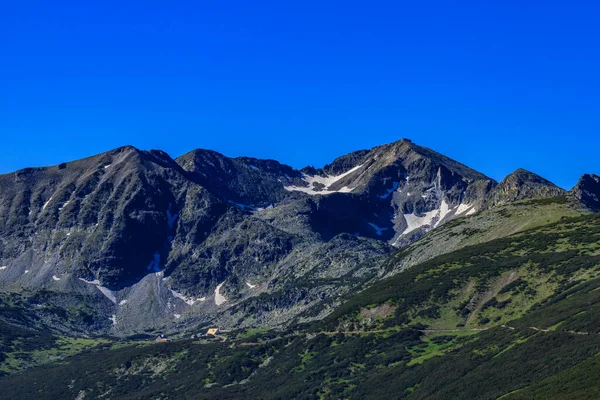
[
  {"xmin": 2, "ymin": 138, "xmax": 600, "ymax": 399},
  {"xmin": 0, "ymin": 139, "xmax": 594, "ymax": 338}
]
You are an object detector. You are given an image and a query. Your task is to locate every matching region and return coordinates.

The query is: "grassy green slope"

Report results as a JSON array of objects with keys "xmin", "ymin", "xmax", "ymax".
[
  {"xmin": 387, "ymin": 196, "xmax": 583, "ymax": 274},
  {"xmin": 2, "ymin": 211, "xmax": 600, "ymax": 399},
  {"xmin": 333, "ymin": 212, "xmax": 600, "ymax": 333}
]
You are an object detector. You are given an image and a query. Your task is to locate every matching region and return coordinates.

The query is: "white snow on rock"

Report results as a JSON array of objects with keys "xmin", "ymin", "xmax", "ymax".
[
  {"xmin": 52, "ymin": 275, "xmax": 61, "ymax": 281},
  {"xmin": 97, "ymin": 286, "xmax": 117, "ymax": 304},
  {"xmin": 248, "ymin": 164, "xmax": 259, "ymax": 170},
  {"xmin": 79, "ymin": 278, "xmax": 101, "ymax": 285},
  {"xmin": 368, "ymin": 222, "xmax": 388, "ymax": 236},
  {"xmin": 78, "ymin": 278, "xmax": 117, "ymax": 303},
  {"xmin": 104, "ymin": 164, "xmax": 111, "ymax": 169},
  {"xmin": 379, "ymin": 182, "xmax": 399, "ymax": 199},
  {"xmin": 214, "ymin": 282, "xmax": 227, "ymax": 306},
  {"xmin": 284, "ymin": 164, "xmax": 364, "ymax": 195},
  {"xmin": 24, "ymin": 270, "xmax": 29, "ymax": 274},
  {"xmin": 466, "ymin": 207, "xmax": 478, "ymax": 216},
  {"xmin": 109, "ymin": 315, "xmax": 117, "ymax": 326},
  {"xmin": 0, "ymin": 266, "xmax": 7, "ymax": 271},
  {"xmin": 58, "ymin": 200, "xmax": 70, "ymax": 211},
  {"xmin": 395, "ymin": 199, "xmax": 479, "ymax": 246},
  {"xmin": 246, "ymin": 282, "xmax": 256, "ymax": 289},
  {"xmin": 42, "ymin": 197, "xmax": 53, "ymax": 210},
  {"xmin": 119, "ymin": 299, "xmax": 128, "ymax": 306},
  {"xmin": 435, "ymin": 200, "xmax": 452, "ymax": 228},
  {"xmin": 456, "ymin": 203, "xmax": 474, "ymax": 215},
  {"xmin": 401, "ymin": 209, "xmax": 439, "ymax": 236},
  {"xmin": 170, "ymin": 289, "xmax": 203, "ymax": 306},
  {"xmin": 173, "ymin": 314, "xmax": 181, "ymax": 319}
]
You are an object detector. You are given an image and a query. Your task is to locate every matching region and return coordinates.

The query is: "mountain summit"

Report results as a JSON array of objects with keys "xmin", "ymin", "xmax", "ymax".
[
  {"xmin": 0, "ymin": 139, "xmax": 589, "ymax": 336},
  {"xmin": 488, "ymin": 168, "xmax": 566, "ymax": 206},
  {"xmin": 571, "ymin": 173, "xmax": 600, "ymax": 211}
]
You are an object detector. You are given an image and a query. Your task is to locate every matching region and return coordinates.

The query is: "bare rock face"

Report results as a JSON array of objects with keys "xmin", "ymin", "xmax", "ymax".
[
  {"xmin": 487, "ymin": 168, "xmax": 566, "ymax": 206},
  {"xmin": 571, "ymin": 174, "xmax": 600, "ymax": 211},
  {"xmin": 0, "ymin": 139, "xmax": 577, "ymax": 336},
  {"xmin": 283, "ymin": 139, "xmax": 497, "ymax": 247}
]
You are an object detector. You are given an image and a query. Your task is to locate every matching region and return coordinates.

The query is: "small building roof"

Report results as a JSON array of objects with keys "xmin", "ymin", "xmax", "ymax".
[{"xmin": 206, "ymin": 328, "xmax": 219, "ymax": 335}]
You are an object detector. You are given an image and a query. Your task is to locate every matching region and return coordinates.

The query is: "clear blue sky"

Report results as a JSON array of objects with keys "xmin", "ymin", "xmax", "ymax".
[{"xmin": 1, "ymin": 1, "xmax": 599, "ymax": 189}]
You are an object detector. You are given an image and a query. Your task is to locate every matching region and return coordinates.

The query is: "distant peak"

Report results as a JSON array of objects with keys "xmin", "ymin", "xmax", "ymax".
[
  {"xmin": 501, "ymin": 168, "xmax": 558, "ymax": 186},
  {"xmin": 571, "ymin": 173, "xmax": 600, "ymax": 211},
  {"xmin": 490, "ymin": 168, "xmax": 565, "ymax": 205}
]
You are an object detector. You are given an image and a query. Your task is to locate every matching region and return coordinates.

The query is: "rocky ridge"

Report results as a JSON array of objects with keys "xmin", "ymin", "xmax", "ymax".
[{"xmin": 0, "ymin": 139, "xmax": 594, "ymax": 336}]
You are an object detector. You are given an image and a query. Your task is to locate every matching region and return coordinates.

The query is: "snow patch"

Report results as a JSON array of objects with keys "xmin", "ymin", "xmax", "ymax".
[
  {"xmin": 52, "ymin": 275, "xmax": 61, "ymax": 281},
  {"xmin": 246, "ymin": 281, "xmax": 256, "ymax": 289},
  {"xmin": 79, "ymin": 278, "xmax": 101, "ymax": 285},
  {"xmin": 24, "ymin": 270, "xmax": 29, "ymax": 274},
  {"xmin": 42, "ymin": 197, "xmax": 53, "ymax": 210},
  {"xmin": 435, "ymin": 200, "xmax": 452, "ymax": 228},
  {"xmin": 79, "ymin": 278, "xmax": 117, "ymax": 303},
  {"xmin": 214, "ymin": 282, "xmax": 227, "ymax": 306},
  {"xmin": 401, "ymin": 209, "xmax": 439, "ymax": 236},
  {"xmin": 119, "ymin": 299, "xmax": 128, "ymax": 306},
  {"xmin": 58, "ymin": 200, "xmax": 70, "ymax": 211},
  {"xmin": 109, "ymin": 315, "xmax": 117, "ymax": 326},
  {"xmin": 97, "ymin": 286, "xmax": 117, "ymax": 304},
  {"xmin": 170, "ymin": 289, "xmax": 203, "ymax": 306},
  {"xmin": 248, "ymin": 164, "xmax": 258, "ymax": 170},
  {"xmin": 104, "ymin": 164, "xmax": 111, "ymax": 169},
  {"xmin": 284, "ymin": 164, "xmax": 364, "ymax": 195},
  {"xmin": 456, "ymin": 203, "xmax": 474, "ymax": 215},
  {"xmin": 174, "ymin": 314, "xmax": 181, "ymax": 319},
  {"xmin": 466, "ymin": 207, "xmax": 478, "ymax": 216},
  {"xmin": 0, "ymin": 266, "xmax": 7, "ymax": 271}
]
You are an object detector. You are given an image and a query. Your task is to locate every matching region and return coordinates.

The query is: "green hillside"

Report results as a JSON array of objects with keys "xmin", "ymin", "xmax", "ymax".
[{"xmin": 2, "ymin": 211, "xmax": 600, "ymax": 399}]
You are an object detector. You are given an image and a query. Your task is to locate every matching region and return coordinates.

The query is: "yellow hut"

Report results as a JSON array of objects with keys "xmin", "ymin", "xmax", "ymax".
[{"xmin": 206, "ymin": 328, "xmax": 219, "ymax": 336}]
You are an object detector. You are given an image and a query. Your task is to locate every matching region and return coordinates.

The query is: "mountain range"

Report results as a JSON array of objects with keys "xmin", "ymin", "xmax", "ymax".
[
  {"xmin": 1, "ymin": 138, "xmax": 600, "ymax": 399},
  {"xmin": 0, "ymin": 138, "xmax": 597, "ymax": 337}
]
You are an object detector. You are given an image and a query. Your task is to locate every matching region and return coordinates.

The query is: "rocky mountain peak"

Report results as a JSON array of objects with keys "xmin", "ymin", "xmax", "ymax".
[
  {"xmin": 0, "ymin": 139, "xmax": 581, "ymax": 337},
  {"xmin": 571, "ymin": 174, "xmax": 600, "ymax": 211},
  {"xmin": 488, "ymin": 168, "xmax": 565, "ymax": 206}
]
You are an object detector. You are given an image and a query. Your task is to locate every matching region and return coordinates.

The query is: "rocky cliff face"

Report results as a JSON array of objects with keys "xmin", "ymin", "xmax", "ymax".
[
  {"xmin": 571, "ymin": 174, "xmax": 600, "ymax": 211},
  {"xmin": 282, "ymin": 139, "xmax": 496, "ymax": 247},
  {"xmin": 0, "ymin": 139, "xmax": 580, "ymax": 336},
  {"xmin": 487, "ymin": 168, "xmax": 565, "ymax": 206}
]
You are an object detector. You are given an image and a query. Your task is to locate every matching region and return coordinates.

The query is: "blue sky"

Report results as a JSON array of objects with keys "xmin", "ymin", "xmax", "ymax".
[{"xmin": 1, "ymin": 1, "xmax": 599, "ymax": 189}]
